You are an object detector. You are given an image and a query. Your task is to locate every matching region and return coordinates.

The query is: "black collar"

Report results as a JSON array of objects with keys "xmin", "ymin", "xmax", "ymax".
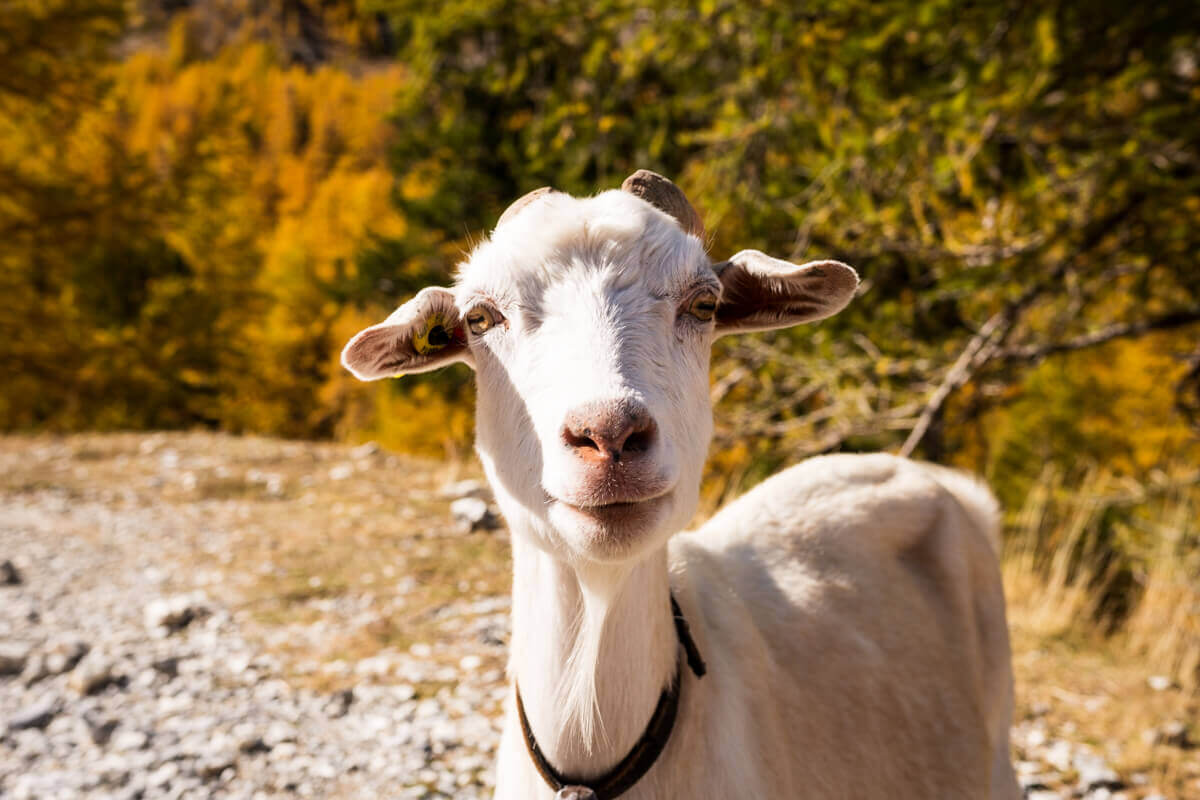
[{"xmin": 516, "ymin": 594, "xmax": 706, "ymax": 800}]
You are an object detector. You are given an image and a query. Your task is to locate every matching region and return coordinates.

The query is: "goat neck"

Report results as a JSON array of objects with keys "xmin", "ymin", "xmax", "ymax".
[{"xmin": 508, "ymin": 533, "xmax": 678, "ymax": 779}]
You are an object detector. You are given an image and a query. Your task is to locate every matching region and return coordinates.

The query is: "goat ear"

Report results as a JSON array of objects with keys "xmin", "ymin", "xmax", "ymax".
[
  {"xmin": 341, "ymin": 287, "xmax": 471, "ymax": 381},
  {"xmin": 713, "ymin": 250, "xmax": 859, "ymax": 335}
]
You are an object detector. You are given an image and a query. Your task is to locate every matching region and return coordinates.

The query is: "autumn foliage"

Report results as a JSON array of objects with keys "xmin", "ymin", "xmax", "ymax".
[{"xmin": 2, "ymin": 1, "xmax": 1198, "ymax": 491}]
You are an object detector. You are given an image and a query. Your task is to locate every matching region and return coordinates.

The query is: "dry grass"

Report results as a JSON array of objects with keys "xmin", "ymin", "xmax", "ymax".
[{"xmin": 1003, "ymin": 466, "xmax": 1200, "ymax": 797}]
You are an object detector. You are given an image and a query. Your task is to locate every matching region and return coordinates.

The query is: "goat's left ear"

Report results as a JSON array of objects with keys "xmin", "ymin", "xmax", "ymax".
[
  {"xmin": 714, "ymin": 250, "xmax": 859, "ymax": 335},
  {"xmin": 341, "ymin": 287, "xmax": 471, "ymax": 380}
]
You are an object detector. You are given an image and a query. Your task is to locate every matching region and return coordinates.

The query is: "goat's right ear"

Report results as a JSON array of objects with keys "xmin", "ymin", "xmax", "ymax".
[{"xmin": 341, "ymin": 287, "xmax": 472, "ymax": 381}]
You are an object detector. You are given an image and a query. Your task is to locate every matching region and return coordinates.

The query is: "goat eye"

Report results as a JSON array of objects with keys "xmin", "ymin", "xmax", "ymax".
[
  {"xmin": 686, "ymin": 292, "xmax": 718, "ymax": 322},
  {"xmin": 465, "ymin": 305, "xmax": 501, "ymax": 335}
]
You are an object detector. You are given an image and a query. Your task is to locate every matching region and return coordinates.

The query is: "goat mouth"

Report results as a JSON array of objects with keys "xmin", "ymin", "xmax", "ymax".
[{"xmin": 551, "ymin": 493, "xmax": 672, "ymax": 530}]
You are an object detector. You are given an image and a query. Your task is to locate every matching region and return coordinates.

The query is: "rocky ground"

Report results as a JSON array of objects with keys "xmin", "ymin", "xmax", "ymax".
[{"xmin": 1, "ymin": 433, "xmax": 1196, "ymax": 799}]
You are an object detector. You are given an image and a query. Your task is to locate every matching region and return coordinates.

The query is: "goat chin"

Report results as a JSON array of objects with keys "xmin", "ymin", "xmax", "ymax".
[{"xmin": 545, "ymin": 494, "xmax": 675, "ymax": 560}]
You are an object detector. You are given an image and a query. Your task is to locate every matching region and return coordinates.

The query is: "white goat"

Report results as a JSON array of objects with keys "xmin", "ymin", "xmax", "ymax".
[{"xmin": 342, "ymin": 171, "xmax": 1020, "ymax": 800}]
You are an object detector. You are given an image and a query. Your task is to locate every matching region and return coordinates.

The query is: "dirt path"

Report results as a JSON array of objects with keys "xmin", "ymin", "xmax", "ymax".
[{"xmin": 1, "ymin": 433, "xmax": 1195, "ymax": 798}]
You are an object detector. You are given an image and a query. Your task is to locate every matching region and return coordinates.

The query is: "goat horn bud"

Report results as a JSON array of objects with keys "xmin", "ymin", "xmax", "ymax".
[
  {"xmin": 497, "ymin": 186, "xmax": 555, "ymax": 228},
  {"xmin": 621, "ymin": 169, "xmax": 704, "ymax": 238}
]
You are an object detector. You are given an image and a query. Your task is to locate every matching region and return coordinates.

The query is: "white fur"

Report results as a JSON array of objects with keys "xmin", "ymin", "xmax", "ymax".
[{"xmin": 342, "ymin": 186, "xmax": 1020, "ymax": 799}]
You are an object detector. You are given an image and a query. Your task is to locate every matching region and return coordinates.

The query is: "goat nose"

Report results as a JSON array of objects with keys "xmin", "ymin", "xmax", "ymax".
[{"xmin": 561, "ymin": 400, "xmax": 656, "ymax": 463}]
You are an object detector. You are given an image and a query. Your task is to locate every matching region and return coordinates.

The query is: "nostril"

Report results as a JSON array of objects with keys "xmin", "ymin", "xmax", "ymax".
[
  {"xmin": 623, "ymin": 424, "xmax": 655, "ymax": 454},
  {"xmin": 563, "ymin": 426, "xmax": 601, "ymax": 452}
]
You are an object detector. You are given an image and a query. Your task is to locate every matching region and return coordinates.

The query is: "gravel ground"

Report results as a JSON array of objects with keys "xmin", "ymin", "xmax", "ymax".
[
  {"xmin": 0, "ymin": 434, "xmax": 1194, "ymax": 799},
  {"xmin": 0, "ymin": 436, "xmax": 505, "ymax": 799}
]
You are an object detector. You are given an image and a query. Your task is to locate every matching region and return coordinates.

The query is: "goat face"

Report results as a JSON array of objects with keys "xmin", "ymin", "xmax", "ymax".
[
  {"xmin": 460, "ymin": 189, "xmax": 717, "ymax": 563},
  {"xmin": 341, "ymin": 172, "xmax": 859, "ymax": 564}
]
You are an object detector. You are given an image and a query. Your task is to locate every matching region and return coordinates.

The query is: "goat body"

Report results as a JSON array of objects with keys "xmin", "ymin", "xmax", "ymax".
[{"xmin": 342, "ymin": 172, "xmax": 1020, "ymax": 799}]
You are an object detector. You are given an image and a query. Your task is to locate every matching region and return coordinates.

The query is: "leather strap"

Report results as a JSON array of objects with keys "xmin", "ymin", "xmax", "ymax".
[
  {"xmin": 671, "ymin": 594, "xmax": 707, "ymax": 679},
  {"xmin": 516, "ymin": 592, "xmax": 705, "ymax": 799}
]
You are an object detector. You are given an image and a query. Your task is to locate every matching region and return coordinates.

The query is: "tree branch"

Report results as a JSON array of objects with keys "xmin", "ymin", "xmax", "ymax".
[
  {"xmin": 898, "ymin": 311, "xmax": 1010, "ymax": 457},
  {"xmin": 897, "ymin": 194, "xmax": 1149, "ymax": 458},
  {"xmin": 998, "ymin": 309, "xmax": 1200, "ymax": 362}
]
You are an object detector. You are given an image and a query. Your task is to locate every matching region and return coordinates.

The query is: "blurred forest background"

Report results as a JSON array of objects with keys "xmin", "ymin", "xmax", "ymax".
[{"xmin": 2, "ymin": 0, "xmax": 1199, "ymax": 687}]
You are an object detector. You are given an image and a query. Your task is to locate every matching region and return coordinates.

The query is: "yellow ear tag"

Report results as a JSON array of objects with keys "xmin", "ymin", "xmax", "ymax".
[{"xmin": 412, "ymin": 311, "xmax": 453, "ymax": 355}]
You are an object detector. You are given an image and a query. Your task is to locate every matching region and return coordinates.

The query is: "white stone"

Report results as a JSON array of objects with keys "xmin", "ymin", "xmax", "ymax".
[
  {"xmin": 0, "ymin": 642, "xmax": 31, "ymax": 674},
  {"xmin": 68, "ymin": 651, "xmax": 116, "ymax": 695},
  {"xmin": 450, "ymin": 497, "xmax": 495, "ymax": 531},
  {"xmin": 351, "ymin": 442, "xmax": 381, "ymax": 459},
  {"xmin": 1044, "ymin": 739, "xmax": 1073, "ymax": 772},
  {"xmin": 144, "ymin": 593, "xmax": 212, "ymax": 632},
  {"xmin": 111, "ymin": 730, "xmax": 150, "ymax": 752},
  {"xmin": 1146, "ymin": 674, "xmax": 1171, "ymax": 691}
]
